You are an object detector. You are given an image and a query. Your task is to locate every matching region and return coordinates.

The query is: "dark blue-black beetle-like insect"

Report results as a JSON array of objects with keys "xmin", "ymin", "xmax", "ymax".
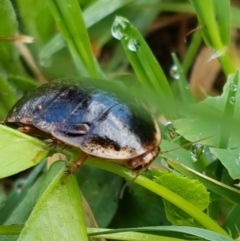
[{"xmin": 6, "ymin": 78, "xmax": 160, "ymax": 170}]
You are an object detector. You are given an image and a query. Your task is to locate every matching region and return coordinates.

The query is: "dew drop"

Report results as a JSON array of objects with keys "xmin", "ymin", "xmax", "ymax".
[
  {"xmin": 127, "ymin": 38, "xmax": 140, "ymax": 51},
  {"xmin": 39, "ymin": 56, "xmax": 52, "ymax": 68},
  {"xmin": 230, "ymin": 83, "xmax": 237, "ymax": 92},
  {"xmin": 111, "ymin": 16, "xmax": 132, "ymax": 40},
  {"xmin": 169, "ymin": 65, "xmax": 180, "ymax": 80},
  {"xmin": 165, "ymin": 121, "xmax": 178, "ymax": 140},
  {"xmin": 229, "ymin": 96, "xmax": 235, "ymax": 105},
  {"xmin": 190, "ymin": 143, "xmax": 204, "ymax": 162}
]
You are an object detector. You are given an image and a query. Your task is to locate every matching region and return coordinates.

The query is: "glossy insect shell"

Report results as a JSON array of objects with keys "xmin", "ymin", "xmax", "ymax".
[{"xmin": 6, "ymin": 78, "xmax": 161, "ymax": 170}]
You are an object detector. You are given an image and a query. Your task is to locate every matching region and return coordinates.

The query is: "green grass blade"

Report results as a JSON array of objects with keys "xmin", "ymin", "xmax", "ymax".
[
  {"xmin": 85, "ymin": 158, "xmax": 228, "ymax": 236},
  {"xmin": 182, "ymin": 30, "xmax": 202, "ymax": 75},
  {"xmin": 190, "ymin": 0, "xmax": 222, "ymax": 49},
  {"xmin": 171, "ymin": 53, "xmax": 194, "ymax": 104},
  {"xmin": 88, "ymin": 226, "xmax": 233, "ymax": 241},
  {"xmin": 190, "ymin": 0, "xmax": 235, "ymax": 75},
  {"xmin": 111, "ymin": 16, "xmax": 173, "ymax": 100},
  {"xmin": 46, "ymin": 0, "xmax": 100, "ymax": 78},
  {"xmin": 213, "ymin": 0, "xmax": 231, "ymax": 46}
]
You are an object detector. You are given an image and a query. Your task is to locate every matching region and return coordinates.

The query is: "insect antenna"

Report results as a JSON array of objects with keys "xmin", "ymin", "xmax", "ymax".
[{"xmin": 159, "ymin": 135, "xmax": 216, "ymax": 155}]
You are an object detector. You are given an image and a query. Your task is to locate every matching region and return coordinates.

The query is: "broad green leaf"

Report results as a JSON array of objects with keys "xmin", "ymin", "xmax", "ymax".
[
  {"xmin": 18, "ymin": 162, "xmax": 88, "ymax": 241},
  {"xmin": 0, "ymin": 125, "xmax": 48, "ymax": 178},
  {"xmin": 210, "ymin": 147, "xmax": 240, "ymax": 180},
  {"xmin": 174, "ymin": 71, "xmax": 240, "ymax": 148},
  {"xmin": 155, "ymin": 173, "xmax": 209, "ymax": 227}
]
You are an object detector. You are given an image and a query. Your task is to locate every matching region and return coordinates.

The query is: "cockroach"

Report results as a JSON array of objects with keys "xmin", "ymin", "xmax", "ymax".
[{"xmin": 5, "ymin": 78, "xmax": 161, "ymax": 171}]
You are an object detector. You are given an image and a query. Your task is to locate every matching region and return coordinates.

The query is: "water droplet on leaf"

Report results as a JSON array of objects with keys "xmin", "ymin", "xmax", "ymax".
[
  {"xmin": 229, "ymin": 96, "xmax": 235, "ymax": 105},
  {"xmin": 190, "ymin": 143, "xmax": 204, "ymax": 162},
  {"xmin": 111, "ymin": 17, "xmax": 132, "ymax": 40},
  {"xmin": 170, "ymin": 65, "xmax": 180, "ymax": 79},
  {"xmin": 165, "ymin": 121, "xmax": 178, "ymax": 140},
  {"xmin": 127, "ymin": 38, "xmax": 140, "ymax": 51},
  {"xmin": 230, "ymin": 83, "xmax": 237, "ymax": 92}
]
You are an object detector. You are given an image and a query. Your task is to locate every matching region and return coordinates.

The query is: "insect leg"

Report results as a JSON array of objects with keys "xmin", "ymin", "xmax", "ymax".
[{"xmin": 65, "ymin": 153, "xmax": 89, "ymax": 175}]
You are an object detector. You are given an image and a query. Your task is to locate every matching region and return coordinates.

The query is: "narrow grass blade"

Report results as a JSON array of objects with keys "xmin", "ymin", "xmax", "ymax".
[
  {"xmin": 46, "ymin": 0, "xmax": 100, "ymax": 78},
  {"xmin": 111, "ymin": 16, "xmax": 173, "ymax": 100}
]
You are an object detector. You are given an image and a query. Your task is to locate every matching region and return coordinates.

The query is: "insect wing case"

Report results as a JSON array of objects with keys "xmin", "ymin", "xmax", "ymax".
[{"xmin": 6, "ymin": 78, "xmax": 160, "ymax": 162}]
